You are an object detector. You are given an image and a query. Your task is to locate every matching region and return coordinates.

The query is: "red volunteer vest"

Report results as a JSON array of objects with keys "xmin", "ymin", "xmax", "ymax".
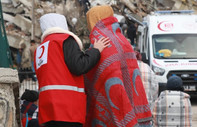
[{"xmin": 34, "ymin": 33, "xmax": 86, "ymax": 125}]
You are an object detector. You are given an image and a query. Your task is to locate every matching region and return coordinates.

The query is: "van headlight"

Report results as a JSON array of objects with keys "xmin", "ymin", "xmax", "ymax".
[{"xmin": 152, "ymin": 65, "xmax": 165, "ymax": 76}]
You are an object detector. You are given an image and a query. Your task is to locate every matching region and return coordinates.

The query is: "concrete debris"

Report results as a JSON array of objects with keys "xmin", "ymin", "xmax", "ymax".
[
  {"xmin": 2, "ymin": 3, "xmax": 24, "ymax": 14},
  {"xmin": 19, "ymin": 0, "xmax": 31, "ymax": 9},
  {"xmin": 14, "ymin": 14, "xmax": 32, "ymax": 32},
  {"xmin": 1, "ymin": 0, "xmax": 12, "ymax": 4},
  {"xmin": 1, "ymin": 0, "xmax": 197, "ymax": 50}
]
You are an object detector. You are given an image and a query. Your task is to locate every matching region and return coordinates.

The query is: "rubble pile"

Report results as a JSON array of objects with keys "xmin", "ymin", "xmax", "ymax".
[{"xmin": 2, "ymin": 0, "xmax": 197, "ymax": 50}]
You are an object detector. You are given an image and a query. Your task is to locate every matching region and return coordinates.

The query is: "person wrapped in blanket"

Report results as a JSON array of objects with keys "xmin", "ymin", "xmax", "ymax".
[
  {"xmin": 20, "ymin": 89, "xmax": 39, "ymax": 127},
  {"xmin": 84, "ymin": 5, "xmax": 152, "ymax": 127},
  {"xmin": 152, "ymin": 75, "xmax": 192, "ymax": 127}
]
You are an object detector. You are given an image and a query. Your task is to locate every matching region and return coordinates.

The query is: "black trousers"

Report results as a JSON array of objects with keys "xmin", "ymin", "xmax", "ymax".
[{"xmin": 44, "ymin": 121, "xmax": 83, "ymax": 127}]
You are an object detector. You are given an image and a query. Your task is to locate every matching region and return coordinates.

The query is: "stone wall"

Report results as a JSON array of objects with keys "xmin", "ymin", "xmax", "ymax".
[{"xmin": 0, "ymin": 68, "xmax": 19, "ymax": 127}]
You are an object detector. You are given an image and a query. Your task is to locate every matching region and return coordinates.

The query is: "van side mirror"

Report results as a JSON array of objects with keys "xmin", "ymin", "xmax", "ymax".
[{"xmin": 141, "ymin": 52, "xmax": 149, "ymax": 64}]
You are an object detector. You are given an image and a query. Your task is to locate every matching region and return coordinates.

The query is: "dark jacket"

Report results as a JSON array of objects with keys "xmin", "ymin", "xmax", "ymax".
[
  {"xmin": 63, "ymin": 36, "xmax": 100, "ymax": 76},
  {"xmin": 127, "ymin": 23, "xmax": 137, "ymax": 45}
]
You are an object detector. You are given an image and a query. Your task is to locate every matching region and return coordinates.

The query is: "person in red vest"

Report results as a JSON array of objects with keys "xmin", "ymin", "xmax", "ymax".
[
  {"xmin": 34, "ymin": 13, "xmax": 110, "ymax": 127},
  {"xmin": 84, "ymin": 5, "xmax": 152, "ymax": 127}
]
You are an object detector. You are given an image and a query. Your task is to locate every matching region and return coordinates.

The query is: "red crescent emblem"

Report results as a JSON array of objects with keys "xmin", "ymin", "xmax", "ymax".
[
  {"xmin": 158, "ymin": 21, "xmax": 165, "ymax": 31},
  {"xmin": 38, "ymin": 45, "xmax": 45, "ymax": 59},
  {"xmin": 158, "ymin": 21, "xmax": 173, "ymax": 31}
]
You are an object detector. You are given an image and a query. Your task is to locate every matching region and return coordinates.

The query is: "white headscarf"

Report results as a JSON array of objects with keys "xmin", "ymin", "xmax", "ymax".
[
  {"xmin": 40, "ymin": 13, "xmax": 68, "ymax": 33},
  {"xmin": 39, "ymin": 13, "xmax": 83, "ymax": 50}
]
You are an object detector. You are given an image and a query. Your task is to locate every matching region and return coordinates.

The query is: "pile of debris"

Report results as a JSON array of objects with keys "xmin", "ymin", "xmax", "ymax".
[{"xmin": 2, "ymin": 0, "xmax": 197, "ymax": 50}]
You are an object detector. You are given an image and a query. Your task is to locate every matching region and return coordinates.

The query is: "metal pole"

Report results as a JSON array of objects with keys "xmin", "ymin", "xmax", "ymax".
[
  {"xmin": 31, "ymin": 0, "xmax": 35, "ymax": 40},
  {"xmin": 62, "ymin": 0, "xmax": 65, "ymax": 15}
]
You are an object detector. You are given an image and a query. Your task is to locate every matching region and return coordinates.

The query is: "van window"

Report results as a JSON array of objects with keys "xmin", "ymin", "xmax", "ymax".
[{"xmin": 152, "ymin": 34, "xmax": 197, "ymax": 59}]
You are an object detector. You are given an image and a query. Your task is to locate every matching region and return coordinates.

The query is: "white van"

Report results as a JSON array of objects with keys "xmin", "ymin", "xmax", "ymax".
[{"xmin": 137, "ymin": 10, "xmax": 197, "ymax": 93}]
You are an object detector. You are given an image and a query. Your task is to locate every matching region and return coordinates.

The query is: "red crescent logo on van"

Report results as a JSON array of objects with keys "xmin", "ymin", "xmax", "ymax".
[
  {"xmin": 158, "ymin": 21, "xmax": 174, "ymax": 31},
  {"xmin": 38, "ymin": 45, "xmax": 45, "ymax": 59}
]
